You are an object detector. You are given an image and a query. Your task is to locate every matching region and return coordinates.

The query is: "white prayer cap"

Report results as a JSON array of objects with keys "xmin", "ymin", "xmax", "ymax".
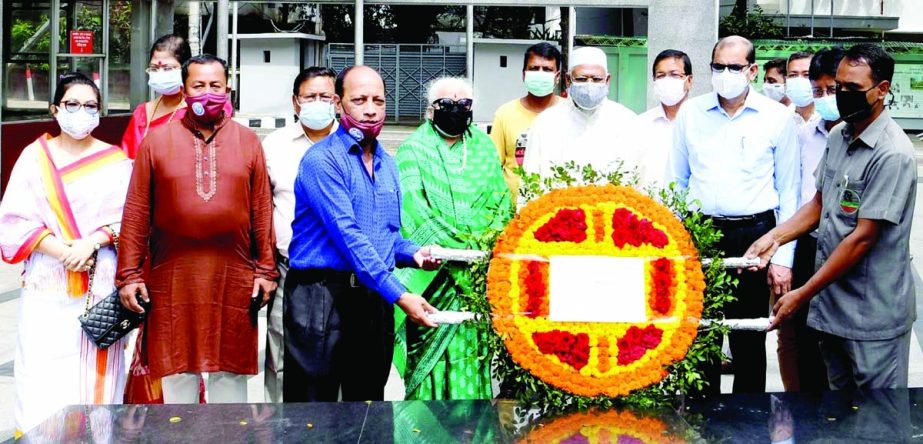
[{"xmin": 568, "ymin": 46, "xmax": 609, "ymax": 73}]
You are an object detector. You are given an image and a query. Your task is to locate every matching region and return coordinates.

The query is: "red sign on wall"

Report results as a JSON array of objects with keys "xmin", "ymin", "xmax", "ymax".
[{"xmin": 70, "ymin": 30, "xmax": 94, "ymax": 54}]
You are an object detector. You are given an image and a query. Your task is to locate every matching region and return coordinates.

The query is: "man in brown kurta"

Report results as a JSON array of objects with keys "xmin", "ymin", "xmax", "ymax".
[{"xmin": 117, "ymin": 54, "xmax": 277, "ymax": 404}]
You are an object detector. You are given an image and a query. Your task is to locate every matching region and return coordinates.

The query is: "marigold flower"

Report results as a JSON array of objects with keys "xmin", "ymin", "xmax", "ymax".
[{"xmin": 488, "ymin": 185, "xmax": 705, "ymax": 397}]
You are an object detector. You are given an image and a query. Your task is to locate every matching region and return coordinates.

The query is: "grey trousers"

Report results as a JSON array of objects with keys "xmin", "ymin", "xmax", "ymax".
[
  {"xmin": 819, "ymin": 329, "xmax": 911, "ymax": 390},
  {"xmin": 263, "ymin": 260, "xmax": 287, "ymax": 403}
]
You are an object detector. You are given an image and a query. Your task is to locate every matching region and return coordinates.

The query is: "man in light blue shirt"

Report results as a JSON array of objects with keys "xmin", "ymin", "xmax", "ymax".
[{"xmin": 668, "ymin": 35, "xmax": 800, "ymax": 395}]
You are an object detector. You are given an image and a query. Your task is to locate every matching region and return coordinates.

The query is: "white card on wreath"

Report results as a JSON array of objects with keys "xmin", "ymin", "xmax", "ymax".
[{"xmin": 548, "ymin": 255, "xmax": 647, "ymax": 323}]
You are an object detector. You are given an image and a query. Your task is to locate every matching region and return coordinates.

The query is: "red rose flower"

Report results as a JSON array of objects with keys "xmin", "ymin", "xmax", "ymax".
[{"xmin": 535, "ymin": 208, "xmax": 588, "ymax": 243}]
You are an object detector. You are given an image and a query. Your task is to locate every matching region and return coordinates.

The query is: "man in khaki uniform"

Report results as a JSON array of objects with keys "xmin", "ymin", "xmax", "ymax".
[{"xmin": 746, "ymin": 43, "xmax": 916, "ymax": 389}]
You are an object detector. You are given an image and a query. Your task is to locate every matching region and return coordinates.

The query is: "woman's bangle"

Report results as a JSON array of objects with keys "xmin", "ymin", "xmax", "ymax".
[{"xmin": 95, "ymin": 226, "xmax": 114, "ymax": 245}]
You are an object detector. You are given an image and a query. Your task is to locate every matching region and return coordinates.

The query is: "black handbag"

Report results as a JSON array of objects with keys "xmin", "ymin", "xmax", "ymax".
[
  {"xmin": 77, "ymin": 230, "xmax": 148, "ymax": 349},
  {"xmin": 79, "ymin": 289, "xmax": 148, "ymax": 349}
]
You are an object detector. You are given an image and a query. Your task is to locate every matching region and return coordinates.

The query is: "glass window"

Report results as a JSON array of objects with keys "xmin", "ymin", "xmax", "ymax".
[
  {"xmin": 4, "ymin": 2, "xmax": 55, "ymax": 120},
  {"xmin": 107, "ymin": 0, "xmax": 132, "ymax": 111},
  {"xmin": 3, "ymin": 1, "xmax": 132, "ymax": 120}
]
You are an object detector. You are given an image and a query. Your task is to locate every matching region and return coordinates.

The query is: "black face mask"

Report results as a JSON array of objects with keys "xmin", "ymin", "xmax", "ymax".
[
  {"xmin": 432, "ymin": 108, "xmax": 472, "ymax": 137},
  {"xmin": 836, "ymin": 83, "xmax": 880, "ymax": 124}
]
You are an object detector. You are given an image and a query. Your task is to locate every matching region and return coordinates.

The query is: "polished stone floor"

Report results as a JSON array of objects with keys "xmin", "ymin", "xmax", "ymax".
[{"xmin": 13, "ymin": 388, "xmax": 923, "ymax": 443}]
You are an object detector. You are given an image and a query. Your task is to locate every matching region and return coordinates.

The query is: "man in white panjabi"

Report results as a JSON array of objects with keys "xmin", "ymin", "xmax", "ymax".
[{"xmin": 522, "ymin": 46, "xmax": 646, "ymax": 182}]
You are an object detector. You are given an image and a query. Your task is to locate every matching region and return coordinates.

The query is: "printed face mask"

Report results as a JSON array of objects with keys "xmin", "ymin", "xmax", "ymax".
[
  {"xmin": 340, "ymin": 112, "xmax": 384, "ymax": 144},
  {"xmin": 569, "ymin": 82, "xmax": 608, "ymax": 110},
  {"xmin": 524, "ymin": 71, "xmax": 556, "ymax": 97},
  {"xmin": 786, "ymin": 77, "xmax": 814, "ymax": 107},
  {"xmin": 298, "ymin": 100, "xmax": 336, "ymax": 131},
  {"xmin": 148, "ymin": 70, "xmax": 183, "ymax": 96},
  {"xmin": 185, "ymin": 92, "xmax": 228, "ymax": 125},
  {"xmin": 653, "ymin": 77, "xmax": 687, "ymax": 106},
  {"xmin": 762, "ymin": 83, "xmax": 786, "ymax": 102},
  {"xmin": 56, "ymin": 108, "xmax": 100, "ymax": 140},
  {"xmin": 712, "ymin": 69, "xmax": 750, "ymax": 99}
]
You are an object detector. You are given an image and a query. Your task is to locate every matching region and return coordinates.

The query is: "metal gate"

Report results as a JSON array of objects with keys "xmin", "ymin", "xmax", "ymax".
[{"xmin": 327, "ymin": 44, "xmax": 466, "ymax": 123}]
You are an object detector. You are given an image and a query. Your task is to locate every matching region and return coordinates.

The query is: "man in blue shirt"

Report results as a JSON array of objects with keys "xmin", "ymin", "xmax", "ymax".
[
  {"xmin": 668, "ymin": 35, "xmax": 800, "ymax": 395},
  {"xmin": 284, "ymin": 65, "xmax": 439, "ymax": 402}
]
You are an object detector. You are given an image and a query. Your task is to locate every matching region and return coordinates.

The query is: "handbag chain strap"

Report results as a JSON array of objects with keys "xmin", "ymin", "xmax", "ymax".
[
  {"xmin": 82, "ymin": 225, "xmax": 119, "ymax": 314},
  {"xmin": 82, "ymin": 251, "xmax": 100, "ymax": 314}
]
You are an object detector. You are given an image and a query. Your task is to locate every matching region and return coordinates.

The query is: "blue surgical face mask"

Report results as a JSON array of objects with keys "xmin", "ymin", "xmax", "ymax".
[
  {"xmin": 298, "ymin": 100, "xmax": 335, "ymax": 131},
  {"xmin": 524, "ymin": 71, "xmax": 555, "ymax": 97},
  {"xmin": 148, "ymin": 69, "xmax": 183, "ymax": 96},
  {"xmin": 786, "ymin": 77, "xmax": 814, "ymax": 107},
  {"xmin": 814, "ymin": 94, "xmax": 840, "ymax": 122}
]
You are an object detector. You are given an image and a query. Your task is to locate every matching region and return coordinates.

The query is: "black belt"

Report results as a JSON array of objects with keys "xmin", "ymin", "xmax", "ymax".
[
  {"xmin": 290, "ymin": 268, "xmax": 362, "ymax": 288},
  {"xmin": 277, "ymin": 255, "xmax": 290, "ymax": 267},
  {"xmin": 707, "ymin": 210, "xmax": 775, "ymax": 228}
]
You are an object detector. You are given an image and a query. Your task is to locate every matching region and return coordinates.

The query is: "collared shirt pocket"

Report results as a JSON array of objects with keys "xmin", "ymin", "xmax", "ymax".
[
  {"xmin": 739, "ymin": 135, "xmax": 773, "ymax": 176},
  {"xmin": 376, "ymin": 187, "xmax": 402, "ymax": 232},
  {"xmin": 835, "ymin": 177, "xmax": 866, "ymax": 225}
]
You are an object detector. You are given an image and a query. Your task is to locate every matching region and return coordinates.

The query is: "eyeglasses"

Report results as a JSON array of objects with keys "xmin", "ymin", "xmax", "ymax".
[
  {"xmin": 58, "ymin": 100, "xmax": 100, "ymax": 115},
  {"xmin": 812, "ymin": 86, "xmax": 837, "ymax": 98},
  {"xmin": 145, "ymin": 65, "xmax": 181, "ymax": 74},
  {"xmin": 432, "ymin": 98, "xmax": 473, "ymax": 111},
  {"xmin": 571, "ymin": 76, "xmax": 606, "ymax": 84},
  {"xmin": 710, "ymin": 62, "xmax": 751, "ymax": 74},
  {"xmin": 654, "ymin": 72, "xmax": 687, "ymax": 80},
  {"xmin": 297, "ymin": 93, "xmax": 334, "ymax": 104}
]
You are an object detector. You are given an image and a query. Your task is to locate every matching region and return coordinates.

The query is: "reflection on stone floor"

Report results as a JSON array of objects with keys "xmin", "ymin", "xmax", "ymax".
[{"xmin": 15, "ymin": 388, "xmax": 923, "ymax": 443}]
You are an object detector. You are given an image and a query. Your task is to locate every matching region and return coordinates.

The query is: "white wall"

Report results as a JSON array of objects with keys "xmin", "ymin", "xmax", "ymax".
[
  {"xmin": 472, "ymin": 41, "xmax": 538, "ymax": 124},
  {"xmin": 239, "ymin": 38, "xmax": 301, "ymax": 116}
]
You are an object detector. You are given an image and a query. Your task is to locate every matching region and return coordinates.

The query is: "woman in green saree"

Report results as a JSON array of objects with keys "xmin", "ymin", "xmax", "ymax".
[{"xmin": 394, "ymin": 77, "xmax": 512, "ymax": 400}]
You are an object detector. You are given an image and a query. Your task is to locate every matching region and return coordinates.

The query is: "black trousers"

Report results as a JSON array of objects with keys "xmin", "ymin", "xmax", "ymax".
[
  {"xmin": 282, "ymin": 269, "xmax": 395, "ymax": 402},
  {"xmin": 700, "ymin": 213, "xmax": 774, "ymax": 396},
  {"xmin": 789, "ymin": 233, "xmax": 829, "ymax": 391}
]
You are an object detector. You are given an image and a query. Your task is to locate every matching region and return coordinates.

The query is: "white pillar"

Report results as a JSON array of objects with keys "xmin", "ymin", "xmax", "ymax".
[
  {"xmin": 355, "ymin": 0, "xmax": 364, "ymax": 65},
  {"xmin": 231, "ymin": 1, "xmax": 239, "ymax": 91},
  {"xmin": 647, "ymin": 0, "xmax": 718, "ymax": 107},
  {"xmin": 188, "ymin": 2, "xmax": 201, "ymax": 55},
  {"xmin": 216, "ymin": 0, "xmax": 229, "ymax": 60},
  {"xmin": 567, "ymin": 7, "xmax": 576, "ymax": 57},
  {"xmin": 466, "ymin": 3, "xmax": 474, "ymax": 79}
]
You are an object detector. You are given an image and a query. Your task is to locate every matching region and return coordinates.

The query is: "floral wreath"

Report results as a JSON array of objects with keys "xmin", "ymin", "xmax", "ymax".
[
  {"xmin": 485, "ymin": 185, "xmax": 705, "ymax": 398},
  {"xmin": 517, "ymin": 409, "xmax": 685, "ymax": 443}
]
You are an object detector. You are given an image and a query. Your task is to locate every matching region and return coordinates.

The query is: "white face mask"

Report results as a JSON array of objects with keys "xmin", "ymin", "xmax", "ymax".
[
  {"xmin": 785, "ymin": 77, "xmax": 814, "ymax": 107},
  {"xmin": 298, "ymin": 100, "xmax": 336, "ymax": 131},
  {"xmin": 148, "ymin": 69, "xmax": 183, "ymax": 96},
  {"xmin": 653, "ymin": 77, "xmax": 687, "ymax": 106},
  {"xmin": 56, "ymin": 108, "xmax": 100, "ymax": 140},
  {"xmin": 712, "ymin": 69, "xmax": 751, "ymax": 100},
  {"xmin": 762, "ymin": 83, "xmax": 786, "ymax": 102},
  {"xmin": 569, "ymin": 82, "xmax": 608, "ymax": 110},
  {"xmin": 814, "ymin": 95, "xmax": 840, "ymax": 121}
]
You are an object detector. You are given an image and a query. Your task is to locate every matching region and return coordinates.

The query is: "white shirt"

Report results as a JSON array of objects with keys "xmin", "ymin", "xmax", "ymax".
[
  {"xmin": 668, "ymin": 88, "xmax": 800, "ymax": 267},
  {"xmin": 262, "ymin": 121, "xmax": 337, "ymax": 258},
  {"xmin": 523, "ymin": 98, "xmax": 646, "ymax": 183},
  {"xmin": 639, "ymin": 104, "xmax": 675, "ymax": 186},
  {"xmin": 792, "ymin": 108, "xmax": 820, "ymax": 132},
  {"xmin": 797, "ymin": 116, "xmax": 830, "ymax": 207}
]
